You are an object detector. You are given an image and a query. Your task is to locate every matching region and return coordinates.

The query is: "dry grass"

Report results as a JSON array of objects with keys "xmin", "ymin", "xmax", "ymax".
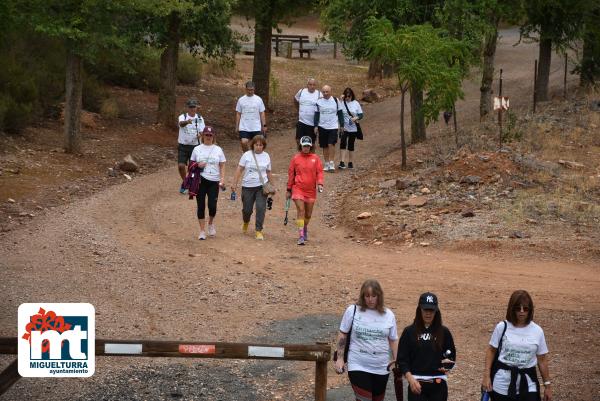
[{"xmin": 100, "ymin": 98, "xmax": 120, "ymax": 119}]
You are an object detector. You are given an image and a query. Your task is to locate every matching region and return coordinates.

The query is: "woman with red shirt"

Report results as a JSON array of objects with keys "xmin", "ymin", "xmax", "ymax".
[{"xmin": 286, "ymin": 136, "xmax": 324, "ymax": 245}]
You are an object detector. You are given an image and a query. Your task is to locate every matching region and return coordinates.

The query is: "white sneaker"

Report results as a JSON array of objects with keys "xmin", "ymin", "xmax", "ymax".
[
  {"xmin": 329, "ymin": 161, "xmax": 335, "ymax": 171},
  {"xmin": 198, "ymin": 231, "xmax": 206, "ymax": 240},
  {"xmin": 207, "ymin": 224, "xmax": 217, "ymax": 237},
  {"xmin": 323, "ymin": 162, "xmax": 330, "ymax": 172}
]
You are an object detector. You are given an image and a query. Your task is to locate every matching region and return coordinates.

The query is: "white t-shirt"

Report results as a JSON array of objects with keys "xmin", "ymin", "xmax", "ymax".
[
  {"xmin": 236, "ymin": 95, "xmax": 265, "ymax": 132},
  {"xmin": 294, "ymin": 88, "xmax": 321, "ymax": 126},
  {"xmin": 238, "ymin": 151, "xmax": 271, "ymax": 188},
  {"xmin": 178, "ymin": 113, "xmax": 205, "ymax": 145},
  {"xmin": 340, "ymin": 100, "xmax": 363, "ymax": 132},
  {"xmin": 490, "ymin": 321, "xmax": 548, "ymax": 395},
  {"xmin": 316, "ymin": 97, "xmax": 342, "ymax": 130},
  {"xmin": 190, "ymin": 144, "xmax": 226, "ymax": 182},
  {"xmin": 340, "ymin": 305, "xmax": 398, "ymax": 375}
]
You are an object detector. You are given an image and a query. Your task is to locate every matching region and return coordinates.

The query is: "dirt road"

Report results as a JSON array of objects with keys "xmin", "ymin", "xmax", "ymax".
[{"xmin": 1, "ymin": 28, "xmax": 598, "ymax": 401}]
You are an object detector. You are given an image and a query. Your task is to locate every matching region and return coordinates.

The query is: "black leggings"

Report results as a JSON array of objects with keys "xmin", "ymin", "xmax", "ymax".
[
  {"xmin": 407, "ymin": 380, "xmax": 448, "ymax": 401},
  {"xmin": 340, "ymin": 131, "xmax": 357, "ymax": 151},
  {"xmin": 196, "ymin": 178, "xmax": 219, "ymax": 219},
  {"xmin": 491, "ymin": 391, "xmax": 539, "ymax": 401},
  {"xmin": 348, "ymin": 370, "xmax": 389, "ymax": 401}
]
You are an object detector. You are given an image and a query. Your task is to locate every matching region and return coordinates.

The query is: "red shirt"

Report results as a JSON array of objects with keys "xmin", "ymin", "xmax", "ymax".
[{"xmin": 287, "ymin": 152, "xmax": 324, "ymax": 198}]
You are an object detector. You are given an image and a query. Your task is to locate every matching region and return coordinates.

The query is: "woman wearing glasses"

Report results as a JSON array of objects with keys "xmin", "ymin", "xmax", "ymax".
[{"xmin": 482, "ymin": 290, "xmax": 553, "ymax": 401}]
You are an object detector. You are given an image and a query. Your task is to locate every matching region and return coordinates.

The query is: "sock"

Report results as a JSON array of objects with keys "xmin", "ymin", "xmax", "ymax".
[
  {"xmin": 296, "ymin": 219, "xmax": 304, "ymax": 237},
  {"xmin": 303, "ymin": 217, "xmax": 310, "ymax": 231}
]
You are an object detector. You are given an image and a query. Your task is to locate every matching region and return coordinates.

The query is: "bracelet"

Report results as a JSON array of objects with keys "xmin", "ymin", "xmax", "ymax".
[{"xmin": 543, "ymin": 381, "xmax": 552, "ymax": 386}]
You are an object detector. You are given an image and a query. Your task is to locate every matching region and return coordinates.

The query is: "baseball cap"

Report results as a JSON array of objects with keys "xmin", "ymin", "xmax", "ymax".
[
  {"xmin": 299, "ymin": 136, "xmax": 312, "ymax": 146},
  {"xmin": 186, "ymin": 98, "xmax": 198, "ymax": 107},
  {"xmin": 202, "ymin": 126, "xmax": 215, "ymax": 135},
  {"xmin": 245, "ymin": 81, "xmax": 255, "ymax": 89},
  {"xmin": 418, "ymin": 292, "xmax": 438, "ymax": 310}
]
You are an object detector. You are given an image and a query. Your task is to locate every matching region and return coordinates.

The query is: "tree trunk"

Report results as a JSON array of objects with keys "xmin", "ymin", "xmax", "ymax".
[
  {"xmin": 157, "ymin": 12, "xmax": 181, "ymax": 128},
  {"xmin": 535, "ymin": 37, "xmax": 552, "ymax": 102},
  {"xmin": 480, "ymin": 18, "xmax": 499, "ymax": 119},
  {"xmin": 368, "ymin": 59, "xmax": 382, "ymax": 80},
  {"xmin": 400, "ymin": 89, "xmax": 407, "ymax": 170},
  {"xmin": 580, "ymin": 6, "xmax": 600, "ymax": 87},
  {"xmin": 64, "ymin": 47, "xmax": 83, "ymax": 154},
  {"xmin": 410, "ymin": 85, "xmax": 426, "ymax": 143},
  {"xmin": 252, "ymin": 3, "xmax": 273, "ymax": 108}
]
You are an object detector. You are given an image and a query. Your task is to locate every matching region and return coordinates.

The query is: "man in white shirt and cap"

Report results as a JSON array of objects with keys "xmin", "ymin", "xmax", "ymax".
[
  {"xmin": 177, "ymin": 98, "xmax": 205, "ymax": 193},
  {"xmin": 235, "ymin": 81, "xmax": 267, "ymax": 152}
]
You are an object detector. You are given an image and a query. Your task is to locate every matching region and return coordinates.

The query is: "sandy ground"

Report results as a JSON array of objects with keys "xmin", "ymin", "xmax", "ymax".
[{"xmin": 1, "ymin": 26, "xmax": 599, "ymax": 401}]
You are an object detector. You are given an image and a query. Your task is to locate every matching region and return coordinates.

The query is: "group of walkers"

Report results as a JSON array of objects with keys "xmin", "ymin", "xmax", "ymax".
[
  {"xmin": 335, "ymin": 281, "xmax": 552, "ymax": 401},
  {"xmin": 177, "ymin": 78, "xmax": 363, "ymax": 244}
]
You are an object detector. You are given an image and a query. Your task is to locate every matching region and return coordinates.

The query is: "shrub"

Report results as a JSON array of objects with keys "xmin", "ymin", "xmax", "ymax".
[
  {"xmin": 100, "ymin": 98, "xmax": 120, "ymax": 119},
  {"xmin": 177, "ymin": 52, "xmax": 202, "ymax": 85},
  {"xmin": 203, "ymin": 57, "xmax": 238, "ymax": 78},
  {"xmin": 82, "ymin": 74, "xmax": 108, "ymax": 113}
]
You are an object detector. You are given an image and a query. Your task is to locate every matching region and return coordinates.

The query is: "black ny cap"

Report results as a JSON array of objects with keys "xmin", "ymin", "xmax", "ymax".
[{"xmin": 419, "ymin": 292, "xmax": 438, "ymax": 310}]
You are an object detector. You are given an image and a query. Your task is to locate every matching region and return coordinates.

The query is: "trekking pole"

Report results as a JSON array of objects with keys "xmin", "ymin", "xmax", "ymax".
[{"xmin": 284, "ymin": 198, "xmax": 291, "ymax": 225}]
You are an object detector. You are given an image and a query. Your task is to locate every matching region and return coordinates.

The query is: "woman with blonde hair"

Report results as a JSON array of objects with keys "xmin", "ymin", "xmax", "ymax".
[
  {"xmin": 334, "ymin": 279, "xmax": 398, "ymax": 401},
  {"xmin": 231, "ymin": 135, "xmax": 274, "ymax": 240}
]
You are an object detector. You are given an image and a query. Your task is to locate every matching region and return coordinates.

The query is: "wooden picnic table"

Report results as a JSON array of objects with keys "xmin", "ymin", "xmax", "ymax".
[{"xmin": 272, "ymin": 34, "xmax": 313, "ymax": 58}]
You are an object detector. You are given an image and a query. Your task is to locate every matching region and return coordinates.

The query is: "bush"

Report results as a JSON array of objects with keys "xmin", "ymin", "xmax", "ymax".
[
  {"xmin": 100, "ymin": 98, "xmax": 120, "ymax": 119},
  {"xmin": 177, "ymin": 52, "xmax": 202, "ymax": 85},
  {"xmin": 82, "ymin": 74, "xmax": 108, "ymax": 113},
  {"xmin": 203, "ymin": 57, "xmax": 238, "ymax": 78}
]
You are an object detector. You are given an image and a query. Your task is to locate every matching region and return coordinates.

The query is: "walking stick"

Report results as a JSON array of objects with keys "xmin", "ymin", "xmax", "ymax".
[{"xmin": 284, "ymin": 198, "xmax": 291, "ymax": 225}]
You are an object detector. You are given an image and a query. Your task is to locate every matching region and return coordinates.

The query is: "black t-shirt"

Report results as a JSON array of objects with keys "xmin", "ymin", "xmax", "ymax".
[{"xmin": 397, "ymin": 323, "xmax": 456, "ymax": 377}]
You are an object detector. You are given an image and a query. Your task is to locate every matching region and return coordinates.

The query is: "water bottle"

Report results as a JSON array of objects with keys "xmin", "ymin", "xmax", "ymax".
[
  {"xmin": 230, "ymin": 190, "xmax": 236, "ymax": 201},
  {"xmin": 480, "ymin": 389, "xmax": 490, "ymax": 401}
]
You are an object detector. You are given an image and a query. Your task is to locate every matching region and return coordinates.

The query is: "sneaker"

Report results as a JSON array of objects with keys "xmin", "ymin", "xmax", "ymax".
[
  {"xmin": 179, "ymin": 184, "xmax": 187, "ymax": 194},
  {"xmin": 338, "ymin": 161, "xmax": 346, "ymax": 169},
  {"xmin": 207, "ymin": 224, "xmax": 217, "ymax": 237},
  {"xmin": 347, "ymin": 162, "xmax": 354, "ymax": 169},
  {"xmin": 297, "ymin": 236, "xmax": 305, "ymax": 246},
  {"xmin": 255, "ymin": 231, "xmax": 264, "ymax": 240},
  {"xmin": 198, "ymin": 231, "xmax": 206, "ymax": 240},
  {"xmin": 329, "ymin": 161, "xmax": 336, "ymax": 171},
  {"xmin": 303, "ymin": 227, "xmax": 308, "ymax": 241},
  {"xmin": 323, "ymin": 162, "xmax": 330, "ymax": 172},
  {"xmin": 242, "ymin": 222, "xmax": 249, "ymax": 233}
]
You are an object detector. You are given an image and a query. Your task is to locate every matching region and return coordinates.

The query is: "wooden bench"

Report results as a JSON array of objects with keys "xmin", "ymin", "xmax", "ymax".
[{"xmin": 272, "ymin": 34, "xmax": 313, "ymax": 58}]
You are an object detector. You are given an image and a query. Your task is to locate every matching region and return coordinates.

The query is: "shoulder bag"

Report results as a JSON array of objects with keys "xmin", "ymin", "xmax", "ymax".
[
  {"xmin": 343, "ymin": 100, "xmax": 363, "ymax": 140},
  {"xmin": 251, "ymin": 151, "xmax": 276, "ymax": 196}
]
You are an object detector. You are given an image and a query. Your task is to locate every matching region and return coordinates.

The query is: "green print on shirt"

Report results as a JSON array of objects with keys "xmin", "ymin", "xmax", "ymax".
[
  {"xmin": 354, "ymin": 325, "xmax": 386, "ymax": 342},
  {"xmin": 503, "ymin": 345, "xmax": 535, "ymax": 366}
]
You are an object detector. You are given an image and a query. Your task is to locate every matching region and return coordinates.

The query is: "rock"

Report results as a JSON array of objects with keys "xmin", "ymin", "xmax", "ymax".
[
  {"xmin": 420, "ymin": 187, "xmax": 431, "ymax": 194},
  {"xmin": 374, "ymin": 241, "xmax": 383, "ymax": 245},
  {"xmin": 379, "ymin": 179, "xmax": 397, "ymax": 189},
  {"xmin": 119, "ymin": 154, "xmax": 139, "ymax": 172},
  {"xmin": 7, "ymin": 198, "xmax": 15, "ymax": 203},
  {"xmin": 526, "ymin": 218, "xmax": 538, "ymax": 224},
  {"xmin": 107, "ymin": 168, "xmax": 117, "ymax": 177},
  {"xmin": 461, "ymin": 209, "xmax": 475, "ymax": 218},
  {"xmin": 406, "ymin": 196, "xmax": 428, "ymax": 207},
  {"xmin": 357, "ymin": 212, "xmax": 372, "ymax": 220},
  {"xmin": 361, "ymin": 89, "xmax": 382, "ymax": 103},
  {"xmin": 478, "ymin": 155, "xmax": 490, "ymax": 162},
  {"xmin": 460, "ymin": 175, "xmax": 481, "ymax": 185},
  {"xmin": 557, "ymin": 159, "xmax": 584, "ymax": 169},
  {"xmin": 419, "ymin": 242, "xmax": 430, "ymax": 247},
  {"xmin": 123, "ymin": 174, "xmax": 132, "ymax": 181},
  {"xmin": 509, "ymin": 231, "xmax": 528, "ymax": 239},
  {"xmin": 395, "ymin": 179, "xmax": 413, "ymax": 190}
]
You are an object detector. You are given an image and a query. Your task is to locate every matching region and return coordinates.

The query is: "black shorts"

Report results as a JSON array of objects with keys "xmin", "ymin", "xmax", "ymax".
[
  {"xmin": 239, "ymin": 131, "xmax": 262, "ymax": 140},
  {"xmin": 348, "ymin": 370, "xmax": 389, "ymax": 401},
  {"xmin": 178, "ymin": 143, "xmax": 196, "ymax": 164},
  {"xmin": 296, "ymin": 121, "xmax": 316, "ymax": 141},
  {"xmin": 318, "ymin": 127, "xmax": 338, "ymax": 148},
  {"xmin": 340, "ymin": 131, "xmax": 357, "ymax": 151}
]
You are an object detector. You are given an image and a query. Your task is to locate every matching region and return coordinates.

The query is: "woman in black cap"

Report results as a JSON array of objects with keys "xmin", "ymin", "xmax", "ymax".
[{"xmin": 397, "ymin": 292, "xmax": 456, "ymax": 401}]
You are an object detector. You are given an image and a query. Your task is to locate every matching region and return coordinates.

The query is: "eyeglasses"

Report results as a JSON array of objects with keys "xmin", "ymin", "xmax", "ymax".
[{"xmin": 513, "ymin": 305, "xmax": 530, "ymax": 312}]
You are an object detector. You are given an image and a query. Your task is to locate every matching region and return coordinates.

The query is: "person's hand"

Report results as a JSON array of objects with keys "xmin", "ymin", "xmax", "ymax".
[
  {"xmin": 186, "ymin": 119, "xmax": 193, "ymax": 124},
  {"xmin": 197, "ymin": 162, "xmax": 207, "ymax": 168},
  {"xmin": 313, "ymin": 127, "xmax": 318, "ymax": 134},
  {"xmin": 317, "ymin": 184, "xmax": 323, "ymax": 193},
  {"xmin": 351, "ymin": 116, "xmax": 358, "ymax": 123},
  {"xmin": 262, "ymin": 125, "xmax": 268, "ymax": 134},
  {"xmin": 438, "ymin": 359, "xmax": 455, "ymax": 373},
  {"xmin": 543, "ymin": 385, "xmax": 552, "ymax": 401},
  {"xmin": 386, "ymin": 360, "xmax": 396, "ymax": 372},
  {"xmin": 286, "ymin": 190, "xmax": 292, "ymax": 199},
  {"xmin": 334, "ymin": 358, "xmax": 346, "ymax": 374},
  {"xmin": 219, "ymin": 181, "xmax": 225, "ymax": 190},
  {"xmin": 482, "ymin": 376, "xmax": 492, "ymax": 392},
  {"xmin": 407, "ymin": 376, "xmax": 421, "ymax": 395}
]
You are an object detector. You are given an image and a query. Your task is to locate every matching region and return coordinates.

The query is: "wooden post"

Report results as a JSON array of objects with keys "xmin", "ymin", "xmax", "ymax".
[
  {"xmin": 533, "ymin": 59, "xmax": 537, "ymax": 114},
  {"xmin": 563, "ymin": 53, "xmax": 568, "ymax": 99},
  {"xmin": 314, "ymin": 360, "xmax": 327, "ymax": 401},
  {"xmin": 0, "ymin": 359, "xmax": 20, "ymax": 397},
  {"xmin": 333, "ymin": 42, "xmax": 337, "ymax": 59},
  {"xmin": 498, "ymin": 68, "xmax": 503, "ymax": 149},
  {"xmin": 452, "ymin": 104, "xmax": 458, "ymax": 147}
]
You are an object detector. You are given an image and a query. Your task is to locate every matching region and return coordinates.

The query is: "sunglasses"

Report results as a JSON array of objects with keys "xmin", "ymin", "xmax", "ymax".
[
  {"xmin": 203, "ymin": 133, "xmax": 214, "ymax": 137},
  {"xmin": 513, "ymin": 305, "xmax": 530, "ymax": 312}
]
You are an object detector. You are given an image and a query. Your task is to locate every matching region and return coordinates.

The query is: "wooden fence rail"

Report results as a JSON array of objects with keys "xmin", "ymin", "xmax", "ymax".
[{"xmin": 0, "ymin": 337, "xmax": 331, "ymax": 400}]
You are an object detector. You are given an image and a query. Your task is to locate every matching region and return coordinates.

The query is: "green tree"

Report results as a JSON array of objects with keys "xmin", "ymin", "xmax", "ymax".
[
  {"xmin": 15, "ymin": 0, "xmax": 139, "ymax": 152},
  {"xmin": 137, "ymin": 0, "xmax": 237, "ymax": 127},
  {"xmin": 521, "ymin": 0, "xmax": 585, "ymax": 101},
  {"xmin": 578, "ymin": 2, "xmax": 600, "ymax": 87},
  {"xmin": 367, "ymin": 18, "xmax": 467, "ymax": 168}
]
